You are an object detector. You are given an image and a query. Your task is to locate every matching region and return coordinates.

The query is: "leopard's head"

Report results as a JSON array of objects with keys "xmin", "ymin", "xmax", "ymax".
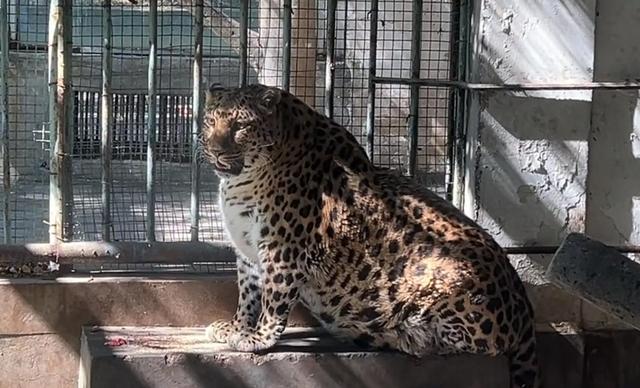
[{"xmin": 201, "ymin": 83, "xmax": 283, "ymax": 177}]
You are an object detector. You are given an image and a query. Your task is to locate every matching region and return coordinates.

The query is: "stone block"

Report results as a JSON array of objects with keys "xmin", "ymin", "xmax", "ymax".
[{"xmin": 546, "ymin": 233, "xmax": 640, "ymax": 330}]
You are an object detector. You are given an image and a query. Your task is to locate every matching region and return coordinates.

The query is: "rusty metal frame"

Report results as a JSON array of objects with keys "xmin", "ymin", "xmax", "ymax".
[{"xmin": 0, "ymin": 241, "xmax": 236, "ymax": 265}]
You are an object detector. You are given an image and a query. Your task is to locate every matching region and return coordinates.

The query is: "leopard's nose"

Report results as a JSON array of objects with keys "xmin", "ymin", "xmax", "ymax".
[{"xmin": 212, "ymin": 132, "xmax": 235, "ymax": 152}]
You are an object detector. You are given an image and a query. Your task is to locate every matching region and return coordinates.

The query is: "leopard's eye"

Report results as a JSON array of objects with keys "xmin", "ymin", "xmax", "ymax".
[
  {"xmin": 203, "ymin": 117, "xmax": 215, "ymax": 128},
  {"xmin": 234, "ymin": 125, "xmax": 251, "ymax": 143},
  {"xmin": 231, "ymin": 121, "xmax": 249, "ymax": 131}
]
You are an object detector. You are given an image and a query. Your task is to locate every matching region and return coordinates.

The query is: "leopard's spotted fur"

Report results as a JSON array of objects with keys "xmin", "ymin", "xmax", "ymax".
[{"xmin": 201, "ymin": 84, "xmax": 539, "ymax": 388}]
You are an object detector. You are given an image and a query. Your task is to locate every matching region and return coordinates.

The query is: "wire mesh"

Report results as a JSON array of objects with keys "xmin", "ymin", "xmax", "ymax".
[
  {"xmin": 333, "ymin": 0, "xmax": 369, "ymax": 143},
  {"xmin": 372, "ymin": 0, "xmax": 453, "ymax": 196},
  {"xmin": 247, "ymin": 0, "xmax": 282, "ymax": 88},
  {"xmin": 1, "ymin": 0, "xmax": 459, "ymax": 270},
  {"xmin": 4, "ymin": 0, "xmax": 50, "ymax": 243},
  {"xmin": 67, "ymin": 0, "xmax": 233, "ymax": 243}
]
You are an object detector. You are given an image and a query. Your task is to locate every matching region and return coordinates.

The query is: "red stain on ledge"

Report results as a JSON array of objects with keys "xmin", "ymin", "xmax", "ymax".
[{"xmin": 104, "ymin": 338, "xmax": 128, "ymax": 347}]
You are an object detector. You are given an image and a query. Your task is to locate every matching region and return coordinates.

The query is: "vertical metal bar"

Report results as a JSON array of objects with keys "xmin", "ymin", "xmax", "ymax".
[
  {"xmin": 447, "ymin": 0, "xmax": 461, "ymax": 201},
  {"xmin": 239, "ymin": 0, "xmax": 249, "ymax": 87},
  {"xmin": 146, "ymin": 0, "xmax": 157, "ymax": 242},
  {"xmin": 48, "ymin": 0, "xmax": 59, "ymax": 244},
  {"xmin": 190, "ymin": 0, "xmax": 203, "ymax": 242},
  {"xmin": 451, "ymin": 0, "xmax": 469, "ymax": 207},
  {"xmin": 47, "ymin": 0, "xmax": 58, "ymax": 240},
  {"xmin": 49, "ymin": 0, "xmax": 73, "ymax": 243},
  {"xmin": 282, "ymin": 0, "xmax": 292, "ymax": 91},
  {"xmin": 407, "ymin": 0, "xmax": 422, "ymax": 176},
  {"xmin": 61, "ymin": 0, "xmax": 74, "ymax": 242},
  {"xmin": 0, "ymin": 0, "xmax": 10, "ymax": 243},
  {"xmin": 101, "ymin": 0, "xmax": 112, "ymax": 241},
  {"xmin": 12, "ymin": 0, "xmax": 19, "ymax": 42},
  {"xmin": 324, "ymin": 0, "xmax": 337, "ymax": 118},
  {"xmin": 365, "ymin": 0, "xmax": 379, "ymax": 159}
]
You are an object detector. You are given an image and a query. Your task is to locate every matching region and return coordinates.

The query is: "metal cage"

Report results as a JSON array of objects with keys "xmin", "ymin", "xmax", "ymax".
[{"xmin": 0, "ymin": 0, "xmax": 464, "ymax": 274}]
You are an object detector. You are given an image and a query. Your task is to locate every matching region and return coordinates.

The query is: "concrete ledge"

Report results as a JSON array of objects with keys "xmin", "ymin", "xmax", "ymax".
[
  {"xmin": 0, "ymin": 275, "xmax": 316, "ymax": 388},
  {"xmin": 79, "ymin": 326, "xmax": 510, "ymax": 388},
  {"xmin": 0, "ymin": 274, "xmax": 636, "ymax": 387},
  {"xmin": 0, "ymin": 274, "xmax": 316, "ymax": 336},
  {"xmin": 546, "ymin": 233, "xmax": 640, "ymax": 330}
]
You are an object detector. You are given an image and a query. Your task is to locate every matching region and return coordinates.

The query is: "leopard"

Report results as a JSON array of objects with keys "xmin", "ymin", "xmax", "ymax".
[{"xmin": 200, "ymin": 83, "xmax": 540, "ymax": 388}]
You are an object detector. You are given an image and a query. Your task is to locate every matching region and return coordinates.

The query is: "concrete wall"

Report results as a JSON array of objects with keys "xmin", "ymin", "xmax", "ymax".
[
  {"xmin": 468, "ymin": 0, "xmax": 639, "ymax": 330},
  {"xmin": 586, "ymin": 1, "xmax": 640, "ymax": 247},
  {"xmin": 0, "ymin": 276, "xmax": 317, "ymax": 388}
]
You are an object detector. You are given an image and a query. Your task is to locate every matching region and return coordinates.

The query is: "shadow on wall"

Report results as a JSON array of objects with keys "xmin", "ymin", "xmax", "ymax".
[
  {"xmin": 4, "ymin": 281, "xmax": 148, "ymax": 387},
  {"xmin": 474, "ymin": 70, "xmax": 592, "ymax": 275},
  {"xmin": 473, "ymin": 0, "xmax": 640, "ymax": 260},
  {"xmin": 587, "ymin": 89, "xmax": 640, "ymax": 245},
  {"xmin": 585, "ymin": 0, "xmax": 640, "ymax": 246}
]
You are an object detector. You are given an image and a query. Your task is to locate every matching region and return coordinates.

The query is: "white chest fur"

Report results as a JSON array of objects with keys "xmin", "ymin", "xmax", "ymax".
[{"xmin": 219, "ymin": 177, "xmax": 261, "ymax": 261}]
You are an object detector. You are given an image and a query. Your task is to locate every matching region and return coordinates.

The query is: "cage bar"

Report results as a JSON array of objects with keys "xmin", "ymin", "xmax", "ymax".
[
  {"xmin": 365, "ymin": 0, "xmax": 379, "ymax": 159},
  {"xmin": 372, "ymin": 76, "xmax": 640, "ymax": 91},
  {"xmin": 282, "ymin": 0, "xmax": 292, "ymax": 91},
  {"xmin": 62, "ymin": 0, "xmax": 74, "ymax": 241},
  {"xmin": 1, "ymin": 240, "xmax": 640, "ymax": 268},
  {"xmin": 190, "ymin": 0, "xmax": 204, "ymax": 242},
  {"xmin": 239, "ymin": 0, "xmax": 249, "ymax": 87},
  {"xmin": 0, "ymin": 0, "xmax": 10, "ymax": 243},
  {"xmin": 407, "ymin": 0, "xmax": 423, "ymax": 177},
  {"xmin": 324, "ymin": 0, "xmax": 337, "ymax": 118},
  {"xmin": 146, "ymin": 0, "xmax": 158, "ymax": 242},
  {"xmin": 101, "ymin": 0, "xmax": 113, "ymax": 241},
  {"xmin": 0, "ymin": 241, "xmax": 237, "ymax": 265},
  {"xmin": 47, "ymin": 0, "xmax": 58, "ymax": 241},
  {"xmin": 450, "ymin": 0, "xmax": 469, "ymax": 207},
  {"xmin": 48, "ymin": 0, "xmax": 74, "ymax": 244}
]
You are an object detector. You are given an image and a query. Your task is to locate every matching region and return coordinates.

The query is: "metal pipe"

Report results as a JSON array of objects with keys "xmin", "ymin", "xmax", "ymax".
[
  {"xmin": 47, "ymin": 1, "xmax": 58, "ymax": 242},
  {"xmin": 0, "ymin": 241, "xmax": 237, "ymax": 265},
  {"xmin": 0, "ymin": 241, "xmax": 638, "ymax": 266},
  {"xmin": 61, "ymin": 0, "xmax": 74, "ymax": 242},
  {"xmin": 0, "ymin": 0, "xmax": 11, "ymax": 243},
  {"xmin": 12, "ymin": 0, "xmax": 19, "ymax": 42},
  {"xmin": 372, "ymin": 76, "xmax": 640, "ymax": 91},
  {"xmin": 239, "ymin": 0, "xmax": 249, "ymax": 87},
  {"xmin": 450, "ymin": 0, "xmax": 469, "ymax": 208},
  {"xmin": 190, "ymin": 0, "xmax": 203, "ymax": 242},
  {"xmin": 49, "ymin": 0, "xmax": 73, "ymax": 244},
  {"xmin": 407, "ymin": 0, "xmax": 422, "ymax": 176},
  {"xmin": 101, "ymin": 0, "xmax": 113, "ymax": 241},
  {"xmin": 146, "ymin": 0, "xmax": 157, "ymax": 242},
  {"xmin": 324, "ymin": 0, "xmax": 337, "ymax": 118},
  {"xmin": 365, "ymin": 0, "xmax": 379, "ymax": 159},
  {"xmin": 282, "ymin": 0, "xmax": 292, "ymax": 91},
  {"xmin": 504, "ymin": 245, "xmax": 640, "ymax": 255}
]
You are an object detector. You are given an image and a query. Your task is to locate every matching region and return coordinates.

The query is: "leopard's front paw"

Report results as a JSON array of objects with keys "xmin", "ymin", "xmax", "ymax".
[
  {"xmin": 228, "ymin": 330, "xmax": 277, "ymax": 352},
  {"xmin": 205, "ymin": 320, "xmax": 236, "ymax": 343}
]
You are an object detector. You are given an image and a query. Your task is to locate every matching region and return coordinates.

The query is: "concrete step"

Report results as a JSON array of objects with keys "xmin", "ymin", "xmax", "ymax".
[
  {"xmin": 546, "ymin": 233, "xmax": 640, "ymax": 330},
  {"xmin": 79, "ymin": 326, "xmax": 509, "ymax": 388}
]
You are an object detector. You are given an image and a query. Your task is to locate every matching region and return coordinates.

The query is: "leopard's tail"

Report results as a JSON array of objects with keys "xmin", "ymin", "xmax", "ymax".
[{"xmin": 508, "ymin": 315, "xmax": 541, "ymax": 388}]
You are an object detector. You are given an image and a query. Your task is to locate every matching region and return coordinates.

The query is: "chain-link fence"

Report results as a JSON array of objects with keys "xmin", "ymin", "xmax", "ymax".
[{"xmin": 0, "ymin": 0, "xmax": 459, "ymax": 272}]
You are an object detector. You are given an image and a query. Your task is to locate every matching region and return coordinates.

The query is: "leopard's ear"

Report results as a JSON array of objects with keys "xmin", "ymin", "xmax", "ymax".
[
  {"xmin": 256, "ymin": 86, "xmax": 282, "ymax": 115},
  {"xmin": 205, "ymin": 83, "xmax": 226, "ymax": 107}
]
